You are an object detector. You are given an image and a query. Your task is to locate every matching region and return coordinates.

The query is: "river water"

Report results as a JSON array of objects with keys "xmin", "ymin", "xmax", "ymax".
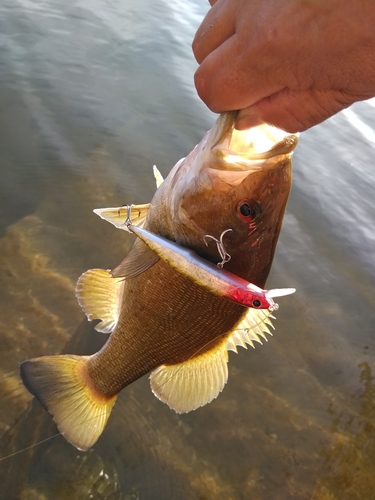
[{"xmin": 0, "ymin": 1, "xmax": 374, "ymax": 499}]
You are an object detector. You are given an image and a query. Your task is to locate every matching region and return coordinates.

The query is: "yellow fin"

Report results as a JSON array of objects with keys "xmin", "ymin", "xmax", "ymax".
[
  {"xmin": 111, "ymin": 239, "xmax": 159, "ymax": 279},
  {"xmin": 153, "ymin": 165, "xmax": 164, "ymax": 188},
  {"xmin": 227, "ymin": 308, "xmax": 275, "ymax": 352},
  {"xmin": 76, "ymin": 269, "xmax": 123, "ymax": 333},
  {"xmin": 151, "ymin": 308, "xmax": 276, "ymax": 413},
  {"xmin": 93, "ymin": 204, "xmax": 150, "ymax": 229},
  {"xmin": 20, "ymin": 355, "xmax": 117, "ymax": 451},
  {"xmin": 150, "ymin": 341, "xmax": 228, "ymax": 414}
]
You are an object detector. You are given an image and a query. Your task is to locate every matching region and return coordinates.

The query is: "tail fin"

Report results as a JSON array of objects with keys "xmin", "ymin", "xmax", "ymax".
[{"xmin": 20, "ymin": 355, "xmax": 117, "ymax": 451}]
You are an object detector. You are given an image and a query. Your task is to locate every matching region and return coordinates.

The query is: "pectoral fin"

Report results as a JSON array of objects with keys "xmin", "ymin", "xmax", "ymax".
[
  {"xmin": 150, "ymin": 340, "xmax": 229, "ymax": 414},
  {"xmin": 76, "ymin": 269, "xmax": 123, "ymax": 333},
  {"xmin": 111, "ymin": 239, "xmax": 159, "ymax": 279},
  {"xmin": 94, "ymin": 204, "xmax": 150, "ymax": 229}
]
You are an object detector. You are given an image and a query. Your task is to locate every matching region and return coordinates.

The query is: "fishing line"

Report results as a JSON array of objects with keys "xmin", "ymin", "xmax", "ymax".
[
  {"xmin": 0, "ymin": 433, "xmax": 61, "ymax": 462},
  {"xmin": 0, "ymin": 406, "xmax": 122, "ymax": 462}
]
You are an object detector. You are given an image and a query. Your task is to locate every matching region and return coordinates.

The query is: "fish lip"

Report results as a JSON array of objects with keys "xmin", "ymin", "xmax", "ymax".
[
  {"xmin": 225, "ymin": 126, "xmax": 299, "ymax": 159},
  {"xmin": 199, "ymin": 114, "xmax": 297, "ymax": 186},
  {"xmin": 208, "ymin": 113, "xmax": 299, "ymax": 169}
]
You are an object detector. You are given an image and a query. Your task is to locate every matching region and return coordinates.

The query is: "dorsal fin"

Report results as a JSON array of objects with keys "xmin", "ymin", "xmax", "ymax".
[
  {"xmin": 111, "ymin": 239, "xmax": 159, "ymax": 279},
  {"xmin": 153, "ymin": 165, "xmax": 164, "ymax": 188},
  {"xmin": 93, "ymin": 203, "xmax": 150, "ymax": 230},
  {"xmin": 76, "ymin": 269, "xmax": 124, "ymax": 333}
]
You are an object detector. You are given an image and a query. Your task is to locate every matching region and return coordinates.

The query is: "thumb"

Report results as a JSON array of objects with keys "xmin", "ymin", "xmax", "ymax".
[{"xmin": 235, "ymin": 88, "xmax": 355, "ymax": 133}]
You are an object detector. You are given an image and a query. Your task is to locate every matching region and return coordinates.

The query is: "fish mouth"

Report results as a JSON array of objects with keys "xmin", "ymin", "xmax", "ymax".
[
  {"xmin": 223, "ymin": 123, "xmax": 298, "ymax": 160},
  {"xmin": 200, "ymin": 112, "xmax": 298, "ymax": 186},
  {"xmin": 208, "ymin": 112, "xmax": 298, "ymax": 171}
]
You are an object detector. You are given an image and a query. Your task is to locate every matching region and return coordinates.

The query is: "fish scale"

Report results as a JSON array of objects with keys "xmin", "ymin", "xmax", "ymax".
[{"xmin": 87, "ymin": 260, "xmax": 245, "ymax": 397}]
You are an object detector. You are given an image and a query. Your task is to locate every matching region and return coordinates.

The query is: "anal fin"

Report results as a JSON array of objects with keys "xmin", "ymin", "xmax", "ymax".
[
  {"xmin": 150, "ymin": 341, "xmax": 228, "ymax": 414},
  {"xmin": 150, "ymin": 307, "xmax": 277, "ymax": 414}
]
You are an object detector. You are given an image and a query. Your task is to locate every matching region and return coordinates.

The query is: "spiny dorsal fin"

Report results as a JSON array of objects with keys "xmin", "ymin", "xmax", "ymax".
[
  {"xmin": 20, "ymin": 355, "xmax": 117, "ymax": 451},
  {"xmin": 226, "ymin": 307, "xmax": 275, "ymax": 353},
  {"xmin": 76, "ymin": 269, "xmax": 123, "ymax": 333},
  {"xmin": 111, "ymin": 239, "xmax": 159, "ymax": 279},
  {"xmin": 153, "ymin": 165, "xmax": 164, "ymax": 188},
  {"xmin": 150, "ymin": 341, "xmax": 229, "ymax": 414},
  {"xmin": 93, "ymin": 204, "xmax": 150, "ymax": 230}
]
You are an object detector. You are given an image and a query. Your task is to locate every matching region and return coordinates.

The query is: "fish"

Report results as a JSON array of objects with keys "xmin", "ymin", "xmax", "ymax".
[{"xmin": 20, "ymin": 111, "xmax": 298, "ymax": 451}]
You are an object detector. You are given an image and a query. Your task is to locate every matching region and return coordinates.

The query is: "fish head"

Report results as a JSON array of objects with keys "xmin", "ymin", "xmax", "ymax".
[{"xmin": 150, "ymin": 112, "xmax": 298, "ymax": 287}]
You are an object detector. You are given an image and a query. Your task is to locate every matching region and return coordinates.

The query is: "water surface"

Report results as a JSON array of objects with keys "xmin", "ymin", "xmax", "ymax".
[{"xmin": 0, "ymin": 1, "xmax": 375, "ymax": 499}]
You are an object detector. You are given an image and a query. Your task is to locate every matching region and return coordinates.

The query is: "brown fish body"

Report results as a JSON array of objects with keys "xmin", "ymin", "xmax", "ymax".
[
  {"xmin": 87, "ymin": 148, "xmax": 293, "ymax": 396},
  {"xmin": 87, "ymin": 261, "xmax": 246, "ymax": 397},
  {"xmin": 20, "ymin": 113, "xmax": 298, "ymax": 450}
]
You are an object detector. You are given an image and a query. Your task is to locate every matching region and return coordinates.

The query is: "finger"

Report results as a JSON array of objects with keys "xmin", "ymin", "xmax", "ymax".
[
  {"xmin": 236, "ymin": 89, "xmax": 355, "ymax": 133},
  {"xmin": 194, "ymin": 34, "xmax": 283, "ymax": 113},
  {"xmin": 192, "ymin": 0, "xmax": 236, "ymax": 64}
]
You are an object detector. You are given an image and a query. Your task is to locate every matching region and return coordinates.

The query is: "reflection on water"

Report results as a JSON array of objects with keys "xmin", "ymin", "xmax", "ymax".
[{"xmin": 1, "ymin": 0, "xmax": 375, "ymax": 498}]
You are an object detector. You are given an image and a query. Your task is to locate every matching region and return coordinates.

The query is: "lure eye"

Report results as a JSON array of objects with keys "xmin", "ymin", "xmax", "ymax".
[
  {"xmin": 252, "ymin": 299, "xmax": 261, "ymax": 308},
  {"xmin": 236, "ymin": 199, "xmax": 259, "ymax": 222}
]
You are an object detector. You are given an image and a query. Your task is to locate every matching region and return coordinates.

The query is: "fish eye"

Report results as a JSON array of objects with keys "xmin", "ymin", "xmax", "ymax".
[
  {"xmin": 236, "ymin": 199, "xmax": 259, "ymax": 222},
  {"xmin": 252, "ymin": 299, "xmax": 261, "ymax": 308}
]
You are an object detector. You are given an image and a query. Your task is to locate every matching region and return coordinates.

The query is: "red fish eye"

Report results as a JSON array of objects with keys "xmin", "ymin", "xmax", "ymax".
[{"xmin": 236, "ymin": 199, "xmax": 259, "ymax": 222}]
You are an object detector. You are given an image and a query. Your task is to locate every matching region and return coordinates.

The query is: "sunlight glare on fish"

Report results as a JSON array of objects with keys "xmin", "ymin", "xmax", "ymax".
[
  {"xmin": 222, "ymin": 124, "xmax": 297, "ymax": 166},
  {"xmin": 229, "ymin": 124, "xmax": 290, "ymax": 154},
  {"xmin": 222, "ymin": 155, "xmax": 265, "ymax": 167}
]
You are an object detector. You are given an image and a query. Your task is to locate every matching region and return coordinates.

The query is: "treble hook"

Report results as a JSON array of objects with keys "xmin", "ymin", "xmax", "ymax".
[
  {"xmin": 119, "ymin": 204, "xmax": 134, "ymax": 232},
  {"xmin": 125, "ymin": 204, "xmax": 133, "ymax": 226},
  {"xmin": 203, "ymin": 228, "xmax": 233, "ymax": 269}
]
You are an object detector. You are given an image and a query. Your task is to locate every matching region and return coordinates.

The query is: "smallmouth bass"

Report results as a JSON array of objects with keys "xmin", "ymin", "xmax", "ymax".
[{"xmin": 20, "ymin": 112, "xmax": 298, "ymax": 450}]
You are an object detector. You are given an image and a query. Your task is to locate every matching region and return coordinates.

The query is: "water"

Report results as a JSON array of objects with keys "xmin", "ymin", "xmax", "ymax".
[{"xmin": 0, "ymin": 0, "xmax": 374, "ymax": 498}]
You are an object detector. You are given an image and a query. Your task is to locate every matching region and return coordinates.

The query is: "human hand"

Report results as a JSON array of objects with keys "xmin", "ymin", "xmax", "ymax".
[{"xmin": 193, "ymin": 0, "xmax": 375, "ymax": 132}]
